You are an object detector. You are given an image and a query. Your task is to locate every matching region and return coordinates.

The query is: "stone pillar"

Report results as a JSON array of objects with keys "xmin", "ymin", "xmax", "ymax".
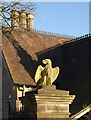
[
  {"xmin": 27, "ymin": 13, "xmax": 34, "ymax": 30},
  {"xmin": 20, "ymin": 85, "xmax": 75, "ymax": 119},
  {"xmin": 11, "ymin": 10, "xmax": 19, "ymax": 29},
  {"xmin": 20, "ymin": 10, "xmax": 27, "ymax": 29}
]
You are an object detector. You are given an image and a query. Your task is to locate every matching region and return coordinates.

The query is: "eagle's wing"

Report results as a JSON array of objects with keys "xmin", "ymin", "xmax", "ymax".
[
  {"xmin": 51, "ymin": 67, "xmax": 60, "ymax": 84},
  {"xmin": 34, "ymin": 65, "xmax": 44, "ymax": 83}
]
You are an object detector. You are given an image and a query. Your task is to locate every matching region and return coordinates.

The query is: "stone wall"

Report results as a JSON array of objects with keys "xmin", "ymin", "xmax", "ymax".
[
  {"xmin": 37, "ymin": 36, "xmax": 90, "ymax": 115},
  {"xmin": 0, "ymin": 49, "xmax": 2, "ymax": 120},
  {"xmin": 2, "ymin": 55, "xmax": 16, "ymax": 119}
]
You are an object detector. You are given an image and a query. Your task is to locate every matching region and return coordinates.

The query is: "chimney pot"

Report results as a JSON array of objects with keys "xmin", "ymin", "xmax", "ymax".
[
  {"xmin": 27, "ymin": 13, "xmax": 34, "ymax": 30},
  {"xmin": 11, "ymin": 10, "xmax": 19, "ymax": 29},
  {"xmin": 20, "ymin": 10, "xmax": 27, "ymax": 29}
]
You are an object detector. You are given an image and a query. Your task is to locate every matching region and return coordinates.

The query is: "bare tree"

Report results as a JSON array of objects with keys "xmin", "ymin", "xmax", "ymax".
[{"xmin": 0, "ymin": 1, "xmax": 36, "ymax": 28}]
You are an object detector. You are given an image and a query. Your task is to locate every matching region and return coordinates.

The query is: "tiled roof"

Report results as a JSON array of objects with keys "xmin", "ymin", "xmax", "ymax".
[{"xmin": 2, "ymin": 29, "xmax": 74, "ymax": 85}]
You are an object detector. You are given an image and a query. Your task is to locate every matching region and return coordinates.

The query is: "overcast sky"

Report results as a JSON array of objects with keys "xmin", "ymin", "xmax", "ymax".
[{"xmin": 34, "ymin": 2, "xmax": 89, "ymax": 37}]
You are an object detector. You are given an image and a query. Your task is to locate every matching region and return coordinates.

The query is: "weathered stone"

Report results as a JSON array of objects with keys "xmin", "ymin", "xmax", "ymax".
[
  {"xmin": 38, "ymin": 85, "xmax": 69, "ymax": 95},
  {"xmin": 27, "ymin": 13, "xmax": 34, "ymax": 29},
  {"xmin": 35, "ymin": 59, "xmax": 60, "ymax": 86},
  {"xmin": 20, "ymin": 10, "xmax": 27, "ymax": 29},
  {"xmin": 20, "ymin": 85, "xmax": 75, "ymax": 119},
  {"xmin": 11, "ymin": 10, "xmax": 19, "ymax": 29}
]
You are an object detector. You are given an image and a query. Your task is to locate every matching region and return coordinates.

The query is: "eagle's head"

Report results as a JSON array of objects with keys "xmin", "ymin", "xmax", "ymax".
[{"xmin": 42, "ymin": 59, "xmax": 52, "ymax": 65}]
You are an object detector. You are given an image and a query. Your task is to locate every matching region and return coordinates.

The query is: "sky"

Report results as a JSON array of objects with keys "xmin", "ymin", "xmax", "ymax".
[
  {"xmin": 1, "ymin": 1, "xmax": 90, "ymax": 37},
  {"xmin": 33, "ymin": 2, "xmax": 89, "ymax": 37}
]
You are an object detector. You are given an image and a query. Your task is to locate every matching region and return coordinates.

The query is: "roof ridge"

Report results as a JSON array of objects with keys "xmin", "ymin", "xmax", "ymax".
[
  {"xmin": 75, "ymin": 33, "xmax": 91, "ymax": 40},
  {"xmin": 33, "ymin": 29, "xmax": 91, "ymax": 40},
  {"xmin": 63, "ymin": 33, "xmax": 91, "ymax": 45},
  {"xmin": 33, "ymin": 29, "xmax": 76, "ymax": 39}
]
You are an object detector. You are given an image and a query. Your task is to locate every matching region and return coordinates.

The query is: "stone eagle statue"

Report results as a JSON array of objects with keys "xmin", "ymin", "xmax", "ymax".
[{"xmin": 34, "ymin": 59, "xmax": 60, "ymax": 86}]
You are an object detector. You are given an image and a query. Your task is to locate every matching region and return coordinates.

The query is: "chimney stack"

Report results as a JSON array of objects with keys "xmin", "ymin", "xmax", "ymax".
[
  {"xmin": 27, "ymin": 13, "xmax": 34, "ymax": 30},
  {"xmin": 11, "ymin": 10, "xmax": 19, "ymax": 29},
  {"xmin": 11, "ymin": 10, "xmax": 34, "ymax": 30},
  {"xmin": 20, "ymin": 10, "xmax": 27, "ymax": 29}
]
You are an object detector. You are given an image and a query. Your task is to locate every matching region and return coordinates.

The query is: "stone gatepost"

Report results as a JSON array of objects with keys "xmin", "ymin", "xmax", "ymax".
[{"xmin": 20, "ymin": 85, "xmax": 75, "ymax": 119}]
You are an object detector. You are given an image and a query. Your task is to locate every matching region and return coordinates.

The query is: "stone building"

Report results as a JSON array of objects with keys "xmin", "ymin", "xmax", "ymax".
[
  {"xmin": 0, "ymin": 47, "xmax": 2, "ymax": 120},
  {"xmin": 1, "ymin": 10, "xmax": 91, "ymax": 119},
  {"xmin": 1, "ymin": 28, "xmax": 72, "ymax": 119}
]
